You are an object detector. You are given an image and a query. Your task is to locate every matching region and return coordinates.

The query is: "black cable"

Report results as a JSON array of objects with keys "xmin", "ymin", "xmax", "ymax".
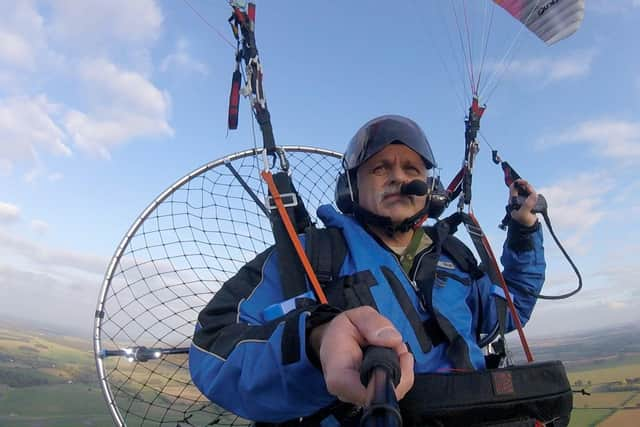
[
  {"xmin": 533, "ymin": 211, "xmax": 583, "ymax": 300},
  {"xmin": 499, "ymin": 177, "xmax": 583, "ymax": 301},
  {"xmin": 504, "ymin": 203, "xmax": 583, "ymax": 300}
]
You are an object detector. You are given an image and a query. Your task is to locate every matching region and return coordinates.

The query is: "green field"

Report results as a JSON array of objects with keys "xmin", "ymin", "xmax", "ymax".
[
  {"xmin": 1, "ymin": 323, "xmax": 639, "ymax": 426},
  {"xmin": 599, "ymin": 409, "xmax": 640, "ymax": 426},
  {"xmin": 0, "ymin": 325, "xmax": 242, "ymax": 426},
  {"xmin": 0, "ymin": 383, "xmax": 113, "ymax": 427},
  {"xmin": 0, "ymin": 327, "xmax": 114, "ymax": 426},
  {"xmin": 568, "ymin": 408, "xmax": 613, "ymax": 427},
  {"xmin": 565, "ymin": 355, "xmax": 640, "ymax": 427}
]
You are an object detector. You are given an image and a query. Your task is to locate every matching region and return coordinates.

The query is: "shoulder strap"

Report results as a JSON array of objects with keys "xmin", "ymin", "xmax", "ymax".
[
  {"xmin": 441, "ymin": 234, "xmax": 484, "ymax": 279},
  {"xmin": 275, "ymin": 225, "xmax": 347, "ymax": 310},
  {"xmin": 278, "ymin": 224, "xmax": 346, "ymax": 303},
  {"xmin": 423, "ymin": 218, "xmax": 481, "ymax": 279},
  {"xmin": 270, "ymin": 172, "xmax": 312, "ymax": 300},
  {"xmin": 441, "ymin": 212, "xmax": 511, "ymax": 351},
  {"xmin": 415, "ymin": 221, "xmax": 450, "ymax": 316},
  {"xmin": 305, "ymin": 226, "xmax": 347, "ymax": 287}
]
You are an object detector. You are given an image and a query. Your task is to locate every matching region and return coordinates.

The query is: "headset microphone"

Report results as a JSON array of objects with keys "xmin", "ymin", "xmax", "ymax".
[{"xmin": 400, "ymin": 180, "xmax": 428, "ymax": 196}]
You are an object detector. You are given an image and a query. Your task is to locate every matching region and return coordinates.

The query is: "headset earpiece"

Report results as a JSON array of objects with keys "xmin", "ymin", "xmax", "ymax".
[
  {"xmin": 335, "ymin": 171, "xmax": 357, "ymax": 214},
  {"xmin": 337, "ymin": 170, "xmax": 449, "ymax": 218},
  {"xmin": 426, "ymin": 176, "xmax": 449, "ymax": 219},
  {"xmin": 337, "ymin": 173, "xmax": 448, "ymax": 217}
]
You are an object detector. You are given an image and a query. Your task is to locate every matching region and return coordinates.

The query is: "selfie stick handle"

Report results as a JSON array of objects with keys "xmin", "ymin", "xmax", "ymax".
[{"xmin": 360, "ymin": 346, "xmax": 402, "ymax": 427}]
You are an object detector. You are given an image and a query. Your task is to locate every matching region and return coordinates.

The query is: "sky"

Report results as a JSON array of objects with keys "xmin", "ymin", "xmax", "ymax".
[{"xmin": 0, "ymin": 0, "xmax": 639, "ymax": 340}]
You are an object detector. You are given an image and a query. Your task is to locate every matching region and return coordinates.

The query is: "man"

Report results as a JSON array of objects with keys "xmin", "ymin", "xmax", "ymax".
[{"xmin": 190, "ymin": 115, "xmax": 545, "ymax": 425}]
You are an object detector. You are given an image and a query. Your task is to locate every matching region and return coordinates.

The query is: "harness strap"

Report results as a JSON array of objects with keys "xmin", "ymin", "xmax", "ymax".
[
  {"xmin": 445, "ymin": 211, "xmax": 534, "ymax": 362},
  {"xmin": 253, "ymin": 401, "xmax": 359, "ymax": 427},
  {"xmin": 305, "ymin": 226, "xmax": 347, "ymax": 286},
  {"xmin": 416, "ymin": 221, "xmax": 451, "ymax": 318},
  {"xmin": 267, "ymin": 172, "xmax": 312, "ymax": 300},
  {"xmin": 262, "ymin": 171, "xmax": 326, "ymax": 304}
]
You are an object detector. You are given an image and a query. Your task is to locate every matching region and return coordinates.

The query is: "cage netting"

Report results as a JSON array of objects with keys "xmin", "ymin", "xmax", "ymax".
[{"xmin": 94, "ymin": 147, "xmax": 342, "ymax": 426}]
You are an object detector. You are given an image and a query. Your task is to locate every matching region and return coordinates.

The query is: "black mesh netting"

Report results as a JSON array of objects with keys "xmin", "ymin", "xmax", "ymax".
[{"xmin": 94, "ymin": 147, "xmax": 342, "ymax": 426}]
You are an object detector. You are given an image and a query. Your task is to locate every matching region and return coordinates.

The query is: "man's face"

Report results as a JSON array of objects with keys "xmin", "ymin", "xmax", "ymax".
[{"xmin": 356, "ymin": 144, "xmax": 428, "ymax": 224}]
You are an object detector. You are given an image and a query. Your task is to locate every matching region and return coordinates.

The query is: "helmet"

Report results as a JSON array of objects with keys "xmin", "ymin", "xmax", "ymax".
[
  {"xmin": 343, "ymin": 115, "xmax": 437, "ymax": 172},
  {"xmin": 335, "ymin": 115, "xmax": 448, "ymax": 225}
]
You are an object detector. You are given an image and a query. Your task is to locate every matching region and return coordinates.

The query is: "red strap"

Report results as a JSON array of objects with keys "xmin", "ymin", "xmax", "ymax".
[
  {"xmin": 468, "ymin": 212, "xmax": 534, "ymax": 362},
  {"xmin": 248, "ymin": 2, "xmax": 256, "ymax": 23},
  {"xmin": 228, "ymin": 69, "xmax": 241, "ymax": 129},
  {"xmin": 446, "ymin": 168, "xmax": 465, "ymax": 195},
  {"xmin": 233, "ymin": 7, "xmax": 245, "ymax": 24},
  {"xmin": 471, "ymin": 97, "xmax": 486, "ymax": 118},
  {"xmin": 261, "ymin": 170, "xmax": 328, "ymax": 304},
  {"xmin": 500, "ymin": 161, "xmax": 522, "ymax": 188}
]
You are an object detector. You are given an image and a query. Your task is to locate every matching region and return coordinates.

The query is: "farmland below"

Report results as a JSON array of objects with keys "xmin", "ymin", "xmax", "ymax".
[{"xmin": 1, "ymin": 317, "xmax": 639, "ymax": 426}]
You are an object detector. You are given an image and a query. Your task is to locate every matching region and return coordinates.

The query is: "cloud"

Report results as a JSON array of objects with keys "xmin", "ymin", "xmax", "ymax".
[
  {"xmin": 589, "ymin": 0, "xmax": 640, "ymax": 13},
  {"xmin": 0, "ymin": 202, "xmax": 20, "ymax": 223},
  {"xmin": 0, "ymin": 60, "xmax": 173, "ymax": 168},
  {"xmin": 0, "ymin": 263, "xmax": 100, "ymax": 336},
  {"xmin": 79, "ymin": 58, "xmax": 169, "ymax": 117},
  {"xmin": 61, "ymin": 58, "xmax": 173, "ymax": 158},
  {"xmin": 0, "ymin": 2, "xmax": 46, "ymax": 68},
  {"xmin": 0, "ymin": 227, "xmax": 110, "ymax": 335},
  {"xmin": 19, "ymin": 153, "xmax": 63, "ymax": 184},
  {"xmin": 537, "ymin": 118, "xmax": 640, "ymax": 165},
  {"xmin": 495, "ymin": 50, "xmax": 595, "ymax": 84},
  {"xmin": 64, "ymin": 110, "xmax": 171, "ymax": 159},
  {"xmin": 48, "ymin": 172, "xmax": 63, "ymax": 182},
  {"xmin": 591, "ymin": 262, "xmax": 640, "ymax": 295},
  {"xmin": 607, "ymin": 300, "xmax": 628, "ymax": 310},
  {"xmin": 0, "ymin": 224, "xmax": 109, "ymax": 331},
  {"xmin": 538, "ymin": 172, "xmax": 613, "ymax": 253},
  {"xmin": 525, "ymin": 298, "xmax": 640, "ymax": 337},
  {"xmin": 528, "ymin": 259, "xmax": 640, "ymax": 337},
  {"xmin": 0, "ymin": 70, "xmax": 21, "ymax": 93},
  {"xmin": 0, "ymin": 2, "xmax": 171, "ymax": 172},
  {"xmin": 0, "ymin": 228, "xmax": 107, "ymax": 276},
  {"xmin": 0, "ymin": 29, "xmax": 35, "ymax": 70},
  {"xmin": 160, "ymin": 38, "xmax": 209, "ymax": 75},
  {"xmin": 0, "ymin": 159, "xmax": 10, "ymax": 175},
  {"xmin": 48, "ymin": 0, "xmax": 163, "ymax": 47},
  {"xmin": 0, "ymin": 95, "xmax": 71, "ymax": 170},
  {"xmin": 536, "ymin": 253, "xmax": 640, "ymax": 329},
  {"xmin": 31, "ymin": 219, "xmax": 48, "ymax": 234},
  {"xmin": 0, "ymin": 2, "xmax": 63, "ymax": 92},
  {"xmin": 0, "ymin": 227, "xmax": 218, "ymax": 337}
]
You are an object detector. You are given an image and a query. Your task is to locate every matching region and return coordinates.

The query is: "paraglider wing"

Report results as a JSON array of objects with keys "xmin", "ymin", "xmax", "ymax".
[{"xmin": 493, "ymin": 0, "xmax": 585, "ymax": 45}]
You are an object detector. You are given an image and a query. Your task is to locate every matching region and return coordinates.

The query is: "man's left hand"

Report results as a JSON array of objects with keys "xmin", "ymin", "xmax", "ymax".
[{"xmin": 509, "ymin": 179, "xmax": 538, "ymax": 227}]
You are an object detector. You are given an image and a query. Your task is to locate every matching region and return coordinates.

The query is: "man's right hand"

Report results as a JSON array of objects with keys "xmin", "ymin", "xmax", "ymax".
[{"xmin": 309, "ymin": 306, "xmax": 414, "ymax": 406}]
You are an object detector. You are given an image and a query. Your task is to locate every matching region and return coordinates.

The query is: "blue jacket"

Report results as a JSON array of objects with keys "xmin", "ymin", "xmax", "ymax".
[{"xmin": 189, "ymin": 205, "xmax": 545, "ymax": 423}]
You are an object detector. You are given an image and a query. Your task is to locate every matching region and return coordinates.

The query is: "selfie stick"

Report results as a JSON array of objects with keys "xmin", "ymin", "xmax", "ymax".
[{"xmin": 360, "ymin": 346, "xmax": 403, "ymax": 427}]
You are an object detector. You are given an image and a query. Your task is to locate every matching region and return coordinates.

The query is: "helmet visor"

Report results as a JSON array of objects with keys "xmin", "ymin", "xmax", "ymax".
[{"xmin": 343, "ymin": 115, "xmax": 437, "ymax": 171}]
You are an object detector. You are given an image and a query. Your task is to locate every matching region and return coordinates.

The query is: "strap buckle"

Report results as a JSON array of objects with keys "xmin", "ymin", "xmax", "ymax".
[{"xmin": 265, "ymin": 192, "xmax": 298, "ymax": 210}]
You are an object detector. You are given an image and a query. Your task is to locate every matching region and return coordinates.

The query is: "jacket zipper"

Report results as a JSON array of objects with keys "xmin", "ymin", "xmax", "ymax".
[{"xmin": 392, "ymin": 246, "xmax": 433, "ymax": 310}]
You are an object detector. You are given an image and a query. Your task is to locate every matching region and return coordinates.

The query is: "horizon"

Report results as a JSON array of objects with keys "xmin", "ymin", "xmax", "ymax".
[
  {"xmin": 1, "ymin": 1, "xmax": 639, "ymax": 348},
  {"xmin": 3, "ymin": 311, "xmax": 638, "ymax": 344}
]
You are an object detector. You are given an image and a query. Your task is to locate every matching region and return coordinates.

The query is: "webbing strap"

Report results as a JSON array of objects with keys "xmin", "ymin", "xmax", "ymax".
[
  {"xmin": 446, "ymin": 212, "xmax": 534, "ymax": 362},
  {"xmin": 268, "ymin": 172, "xmax": 309, "ymax": 300},
  {"xmin": 495, "ymin": 297, "xmax": 508, "ymax": 345},
  {"xmin": 262, "ymin": 171, "xmax": 325, "ymax": 303},
  {"xmin": 305, "ymin": 227, "xmax": 347, "ymax": 286}
]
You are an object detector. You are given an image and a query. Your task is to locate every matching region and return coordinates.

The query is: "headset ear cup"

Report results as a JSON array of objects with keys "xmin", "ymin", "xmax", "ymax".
[
  {"xmin": 335, "ymin": 172, "xmax": 356, "ymax": 214},
  {"xmin": 426, "ymin": 177, "xmax": 449, "ymax": 219}
]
